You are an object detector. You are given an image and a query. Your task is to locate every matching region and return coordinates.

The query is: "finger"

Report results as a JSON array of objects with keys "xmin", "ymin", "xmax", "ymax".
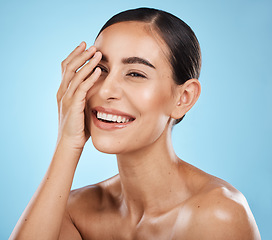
[
  {"xmin": 58, "ymin": 46, "xmax": 96, "ymax": 101},
  {"xmin": 61, "ymin": 41, "xmax": 86, "ymax": 74},
  {"xmin": 61, "ymin": 46, "xmax": 96, "ymax": 87},
  {"xmin": 66, "ymin": 51, "xmax": 102, "ymax": 98},
  {"xmin": 73, "ymin": 67, "xmax": 101, "ymax": 103},
  {"xmin": 57, "ymin": 42, "xmax": 86, "ymax": 102}
]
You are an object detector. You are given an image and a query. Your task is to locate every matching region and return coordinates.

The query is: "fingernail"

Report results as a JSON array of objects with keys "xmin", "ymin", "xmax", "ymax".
[
  {"xmin": 94, "ymin": 67, "xmax": 101, "ymax": 74},
  {"xmin": 93, "ymin": 52, "xmax": 99, "ymax": 58},
  {"xmin": 79, "ymin": 41, "xmax": 84, "ymax": 47}
]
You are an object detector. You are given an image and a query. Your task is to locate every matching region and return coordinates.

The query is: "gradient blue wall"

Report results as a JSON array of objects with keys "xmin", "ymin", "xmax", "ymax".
[{"xmin": 1, "ymin": 0, "xmax": 271, "ymax": 239}]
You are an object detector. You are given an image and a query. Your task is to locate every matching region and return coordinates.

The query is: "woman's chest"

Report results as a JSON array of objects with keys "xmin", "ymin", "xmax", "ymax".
[{"xmin": 76, "ymin": 207, "xmax": 186, "ymax": 240}]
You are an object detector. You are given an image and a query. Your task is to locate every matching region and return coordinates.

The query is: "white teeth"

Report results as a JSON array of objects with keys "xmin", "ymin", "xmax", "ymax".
[
  {"xmin": 106, "ymin": 114, "xmax": 113, "ymax": 121},
  {"xmin": 96, "ymin": 111, "xmax": 131, "ymax": 123},
  {"xmin": 117, "ymin": 116, "xmax": 122, "ymax": 123},
  {"xmin": 102, "ymin": 113, "xmax": 107, "ymax": 119},
  {"xmin": 112, "ymin": 115, "xmax": 117, "ymax": 122}
]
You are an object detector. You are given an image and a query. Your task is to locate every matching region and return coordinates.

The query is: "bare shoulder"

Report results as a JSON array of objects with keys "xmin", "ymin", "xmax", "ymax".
[
  {"xmin": 67, "ymin": 183, "xmax": 104, "ymax": 211},
  {"xmin": 66, "ymin": 174, "xmax": 121, "ymax": 223},
  {"xmin": 190, "ymin": 184, "xmax": 260, "ymax": 240},
  {"xmin": 175, "ymin": 169, "xmax": 261, "ymax": 240},
  {"xmin": 59, "ymin": 175, "xmax": 121, "ymax": 239}
]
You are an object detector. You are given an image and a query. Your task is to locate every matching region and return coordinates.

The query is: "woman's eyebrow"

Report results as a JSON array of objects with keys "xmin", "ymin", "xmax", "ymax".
[
  {"xmin": 122, "ymin": 57, "xmax": 156, "ymax": 69},
  {"xmin": 100, "ymin": 54, "xmax": 156, "ymax": 69}
]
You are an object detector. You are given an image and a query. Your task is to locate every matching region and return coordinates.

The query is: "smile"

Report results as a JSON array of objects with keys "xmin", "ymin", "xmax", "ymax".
[
  {"xmin": 96, "ymin": 111, "xmax": 132, "ymax": 123},
  {"xmin": 92, "ymin": 106, "xmax": 136, "ymax": 130}
]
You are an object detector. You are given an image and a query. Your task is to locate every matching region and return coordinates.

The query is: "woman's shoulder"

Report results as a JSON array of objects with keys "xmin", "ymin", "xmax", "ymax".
[
  {"xmin": 67, "ymin": 174, "xmax": 121, "ymax": 213},
  {"xmin": 175, "ymin": 162, "xmax": 261, "ymax": 239},
  {"xmin": 179, "ymin": 185, "xmax": 260, "ymax": 239},
  {"xmin": 60, "ymin": 175, "xmax": 122, "ymax": 238}
]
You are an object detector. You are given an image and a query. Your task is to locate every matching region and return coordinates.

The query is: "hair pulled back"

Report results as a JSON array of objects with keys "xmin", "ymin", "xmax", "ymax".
[{"xmin": 97, "ymin": 8, "xmax": 201, "ymax": 124}]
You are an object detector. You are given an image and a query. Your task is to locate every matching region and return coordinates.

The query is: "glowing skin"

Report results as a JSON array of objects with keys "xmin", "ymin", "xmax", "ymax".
[
  {"xmin": 10, "ymin": 21, "xmax": 261, "ymax": 240},
  {"xmin": 85, "ymin": 21, "xmax": 177, "ymax": 155}
]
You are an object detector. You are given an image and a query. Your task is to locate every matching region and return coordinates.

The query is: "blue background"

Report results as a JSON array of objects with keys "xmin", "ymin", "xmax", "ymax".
[{"xmin": 1, "ymin": 0, "xmax": 271, "ymax": 239}]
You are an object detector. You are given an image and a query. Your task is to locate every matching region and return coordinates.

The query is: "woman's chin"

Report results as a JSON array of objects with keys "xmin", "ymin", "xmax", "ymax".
[{"xmin": 90, "ymin": 135, "xmax": 124, "ymax": 154}]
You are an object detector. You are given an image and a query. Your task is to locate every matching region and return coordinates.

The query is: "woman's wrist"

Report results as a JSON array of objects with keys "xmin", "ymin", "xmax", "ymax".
[
  {"xmin": 56, "ymin": 135, "xmax": 85, "ymax": 153},
  {"xmin": 53, "ymin": 136, "xmax": 84, "ymax": 168}
]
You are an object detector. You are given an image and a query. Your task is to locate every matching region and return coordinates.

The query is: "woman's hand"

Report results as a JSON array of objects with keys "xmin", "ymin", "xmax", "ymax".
[
  {"xmin": 9, "ymin": 42, "xmax": 102, "ymax": 240},
  {"xmin": 56, "ymin": 41, "xmax": 102, "ymax": 150}
]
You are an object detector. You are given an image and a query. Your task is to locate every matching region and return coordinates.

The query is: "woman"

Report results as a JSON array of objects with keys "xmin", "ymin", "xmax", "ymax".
[{"xmin": 10, "ymin": 7, "xmax": 260, "ymax": 239}]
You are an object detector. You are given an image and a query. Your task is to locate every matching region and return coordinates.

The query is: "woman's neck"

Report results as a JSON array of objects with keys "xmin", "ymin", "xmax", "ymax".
[{"xmin": 116, "ymin": 126, "xmax": 189, "ymax": 221}]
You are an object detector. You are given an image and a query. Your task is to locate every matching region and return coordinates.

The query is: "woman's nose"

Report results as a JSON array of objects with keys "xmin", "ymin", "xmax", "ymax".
[{"xmin": 98, "ymin": 72, "xmax": 123, "ymax": 101}]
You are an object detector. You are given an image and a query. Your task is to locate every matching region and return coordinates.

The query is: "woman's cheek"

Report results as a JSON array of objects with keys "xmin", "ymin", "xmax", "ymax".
[{"xmin": 133, "ymin": 84, "xmax": 167, "ymax": 113}]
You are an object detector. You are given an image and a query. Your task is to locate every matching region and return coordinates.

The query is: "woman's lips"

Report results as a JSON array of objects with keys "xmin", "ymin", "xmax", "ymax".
[{"xmin": 92, "ymin": 106, "xmax": 136, "ymax": 130}]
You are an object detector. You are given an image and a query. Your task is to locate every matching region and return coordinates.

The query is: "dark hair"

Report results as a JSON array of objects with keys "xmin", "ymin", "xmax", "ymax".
[{"xmin": 97, "ymin": 7, "xmax": 201, "ymax": 124}]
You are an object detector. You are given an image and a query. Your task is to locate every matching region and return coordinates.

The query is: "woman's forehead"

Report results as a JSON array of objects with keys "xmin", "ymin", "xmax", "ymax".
[{"xmin": 94, "ymin": 21, "xmax": 170, "ymax": 65}]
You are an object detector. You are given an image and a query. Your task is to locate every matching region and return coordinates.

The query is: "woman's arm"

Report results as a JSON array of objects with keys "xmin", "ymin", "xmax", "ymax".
[
  {"xmin": 9, "ymin": 140, "xmax": 83, "ymax": 240},
  {"xmin": 9, "ymin": 42, "xmax": 102, "ymax": 240}
]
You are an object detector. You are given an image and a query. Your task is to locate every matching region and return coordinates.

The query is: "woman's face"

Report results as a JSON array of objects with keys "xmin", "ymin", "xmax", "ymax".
[{"xmin": 86, "ymin": 21, "xmax": 178, "ymax": 154}]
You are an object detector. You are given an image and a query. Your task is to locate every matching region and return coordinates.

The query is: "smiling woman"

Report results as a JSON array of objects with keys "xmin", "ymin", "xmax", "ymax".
[{"xmin": 9, "ymin": 7, "xmax": 261, "ymax": 240}]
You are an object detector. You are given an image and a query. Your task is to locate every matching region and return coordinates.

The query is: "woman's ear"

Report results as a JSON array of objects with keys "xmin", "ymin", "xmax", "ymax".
[{"xmin": 171, "ymin": 79, "xmax": 201, "ymax": 120}]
